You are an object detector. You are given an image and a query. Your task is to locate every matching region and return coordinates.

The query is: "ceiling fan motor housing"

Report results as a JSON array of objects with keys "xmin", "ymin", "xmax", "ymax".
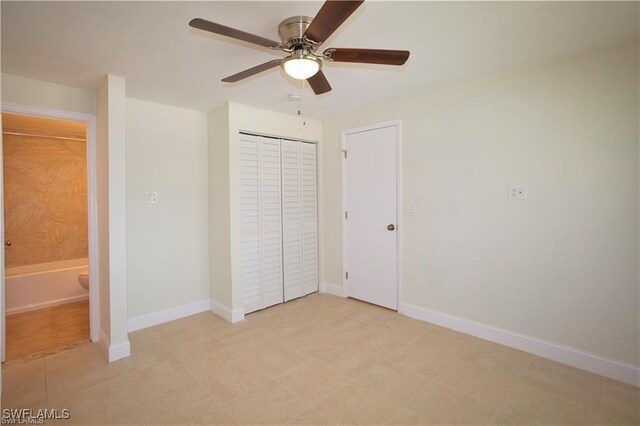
[{"xmin": 278, "ymin": 16, "xmax": 314, "ymax": 50}]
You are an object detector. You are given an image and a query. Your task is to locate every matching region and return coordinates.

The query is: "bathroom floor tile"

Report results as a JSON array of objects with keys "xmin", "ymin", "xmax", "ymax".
[{"xmin": 4, "ymin": 300, "xmax": 89, "ymax": 365}]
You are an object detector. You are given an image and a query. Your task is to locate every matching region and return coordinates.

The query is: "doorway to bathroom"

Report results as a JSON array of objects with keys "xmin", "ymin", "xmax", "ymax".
[{"xmin": 0, "ymin": 108, "xmax": 99, "ymax": 365}]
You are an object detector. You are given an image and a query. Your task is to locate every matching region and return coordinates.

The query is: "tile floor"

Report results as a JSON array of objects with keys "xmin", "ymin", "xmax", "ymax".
[
  {"xmin": 1, "ymin": 293, "xmax": 638, "ymax": 425},
  {"xmin": 4, "ymin": 300, "xmax": 90, "ymax": 365}
]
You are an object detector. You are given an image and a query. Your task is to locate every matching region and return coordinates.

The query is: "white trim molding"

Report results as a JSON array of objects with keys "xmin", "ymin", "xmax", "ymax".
[
  {"xmin": 210, "ymin": 299, "xmax": 244, "ymax": 323},
  {"xmin": 7, "ymin": 294, "xmax": 89, "ymax": 316},
  {"xmin": 128, "ymin": 299, "xmax": 211, "ymax": 332},
  {"xmin": 320, "ymin": 282, "xmax": 346, "ymax": 297},
  {"xmin": 99, "ymin": 328, "xmax": 130, "ymax": 363},
  {"xmin": 1, "ymin": 102, "xmax": 100, "ymax": 343},
  {"xmin": 400, "ymin": 302, "xmax": 640, "ymax": 387}
]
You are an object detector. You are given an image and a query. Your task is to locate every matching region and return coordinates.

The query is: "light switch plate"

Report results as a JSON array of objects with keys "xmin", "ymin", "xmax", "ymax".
[
  {"xmin": 145, "ymin": 191, "xmax": 159, "ymax": 204},
  {"xmin": 508, "ymin": 185, "xmax": 526, "ymax": 200},
  {"xmin": 404, "ymin": 203, "xmax": 418, "ymax": 216}
]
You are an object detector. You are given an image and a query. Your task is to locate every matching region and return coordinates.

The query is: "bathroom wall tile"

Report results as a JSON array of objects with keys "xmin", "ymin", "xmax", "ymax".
[{"xmin": 3, "ymin": 133, "xmax": 88, "ymax": 268}]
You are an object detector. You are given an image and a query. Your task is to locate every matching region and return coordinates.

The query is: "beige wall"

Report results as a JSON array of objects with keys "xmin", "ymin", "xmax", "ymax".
[
  {"xmin": 1, "ymin": 73, "xmax": 96, "ymax": 114},
  {"xmin": 320, "ymin": 43, "xmax": 640, "ymax": 366},
  {"xmin": 126, "ymin": 98, "xmax": 209, "ymax": 318},
  {"xmin": 208, "ymin": 104, "xmax": 231, "ymax": 309},
  {"xmin": 97, "ymin": 74, "xmax": 129, "ymax": 356},
  {"xmin": 96, "ymin": 76, "xmax": 111, "ymax": 341},
  {"xmin": 3, "ymin": 132, "xmax": 87, "ymax": 268}
]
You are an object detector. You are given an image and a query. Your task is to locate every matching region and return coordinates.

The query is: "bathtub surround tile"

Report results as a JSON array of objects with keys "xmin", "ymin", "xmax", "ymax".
[
  {"xmin": 3, "ymin": 130, "xmax": 88, "ymax": 269},
  {"xmin": 1, "ymin": 293, "xmax": 637, "ymax": 425}
]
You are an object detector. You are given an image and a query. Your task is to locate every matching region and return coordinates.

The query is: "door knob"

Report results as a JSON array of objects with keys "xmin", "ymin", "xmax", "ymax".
[
  {"xmin": 5, "ymin": 240, "xmax": 11, "ymax": 247},
  {"xmin": 387, "ymin": 224, "xmax": 395, "ymax": 231}
]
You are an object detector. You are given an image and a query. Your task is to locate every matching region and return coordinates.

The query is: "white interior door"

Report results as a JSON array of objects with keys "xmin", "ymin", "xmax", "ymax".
[{"xmin": 344, "ymin": 125, "xmax": 398, "ymax": 310}]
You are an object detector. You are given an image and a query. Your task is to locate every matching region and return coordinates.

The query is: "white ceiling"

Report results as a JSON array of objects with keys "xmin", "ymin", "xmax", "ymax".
[{"xmin": 2, "ymin": 1, "xmax": 638, "ymax": 119}]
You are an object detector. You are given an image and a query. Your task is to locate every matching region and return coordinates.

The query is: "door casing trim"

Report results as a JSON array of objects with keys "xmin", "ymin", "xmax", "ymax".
[{"xmin": 0, "ymin": 102, "xmax": 100, "ymax": 349}]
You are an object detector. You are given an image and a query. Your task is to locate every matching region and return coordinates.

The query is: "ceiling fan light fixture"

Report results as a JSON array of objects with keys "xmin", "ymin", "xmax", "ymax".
[{"xmin": 281, "ymin": 53, "xmax": 321, "ymax": 80}]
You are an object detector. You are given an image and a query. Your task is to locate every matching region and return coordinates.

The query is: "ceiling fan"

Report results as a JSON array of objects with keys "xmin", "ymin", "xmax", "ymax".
[{"xmin": 189, "ymin": 0, "xmax": 410, "ymax": 95}]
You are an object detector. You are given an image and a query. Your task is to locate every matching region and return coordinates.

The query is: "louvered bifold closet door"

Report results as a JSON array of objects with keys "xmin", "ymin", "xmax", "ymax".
[
  {"xmin": 300, "ymin": 142, "xmax": 318, "ymax": 295},
  {"xmin": 281, "ymin": 140, "xmax": 303, "ymax": 301},
  {"xmin": 260, "ymin": 138, "xmax": 284, "ymax": 309},
  {"xmin": 240, "ymin": 135, "xmax": 261, "ymax": 313},
  {"xmin": 240, "ymin": 134, "xmax": 283, "ymax": 314}
]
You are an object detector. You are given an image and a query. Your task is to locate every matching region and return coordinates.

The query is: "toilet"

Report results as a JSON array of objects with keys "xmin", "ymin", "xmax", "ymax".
[{"xmin": 78, "ymin": 272, "xmax": 89, "ymax": 290}]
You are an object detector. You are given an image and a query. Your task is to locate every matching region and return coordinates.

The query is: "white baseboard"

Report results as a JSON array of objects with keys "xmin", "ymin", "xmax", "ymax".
[
  {"xmin": 400, "ymin": 302, "xmax": 640, "ymax": 387},
  {"xmin": 210, "ymin": 299, "xmax": 244, "ymax": 323},
  {"xmin": 108, "ymin": 340, "xmax": 131, "ymax": 362},
  {"xmin": 6, "ymin": 294, "xmax": 89, "ymax": 316},
  {"xmin": 98, "ymin": 328, "xmax": 131, "ymax": 363},
  {"xmin": 128, "ymin": 299, "xmax": 211, "ymax": 332},
  {"xmin": 320, "ymin": 282, "xmax": 345, "ymax": 297}
]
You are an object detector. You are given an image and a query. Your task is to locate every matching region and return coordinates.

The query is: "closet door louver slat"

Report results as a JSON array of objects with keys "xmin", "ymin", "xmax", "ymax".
[{"xmin": 281, "ymin": 140, "xmax": 303, "ymax": 301}]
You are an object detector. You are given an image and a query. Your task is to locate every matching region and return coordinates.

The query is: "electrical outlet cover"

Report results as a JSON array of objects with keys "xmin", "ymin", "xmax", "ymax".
[{"xmin": 508, "ymin": 185, "xmax": 526, "ymax": 200}]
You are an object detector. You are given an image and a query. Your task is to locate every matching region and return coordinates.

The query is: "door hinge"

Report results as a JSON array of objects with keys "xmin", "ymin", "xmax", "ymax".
[
  {"xmin": 342, "ymin": 149, "xmax": 347, "ymax": 159},
  {"xmin": 345, "ymin": 272, "xmax": 349, "ymax": 279},
  {"xmin": 345, "ymin": 211, "xmax": 348, "ymax": 219}
]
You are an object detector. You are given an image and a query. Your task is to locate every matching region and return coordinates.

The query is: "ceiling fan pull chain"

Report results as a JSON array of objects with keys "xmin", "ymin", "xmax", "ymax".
[
  {"xmin": 299, "ymin": 79, "xmax": 307, "ymax": 126},
  {"xmin": 297, "ymin": 83, "xmax": 302, "ymax": 117}
]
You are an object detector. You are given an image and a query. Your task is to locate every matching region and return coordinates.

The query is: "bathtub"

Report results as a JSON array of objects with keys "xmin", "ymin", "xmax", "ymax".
[{"xmin": 5, "ymin": 258, "xmax": 89, "ymax": 315}]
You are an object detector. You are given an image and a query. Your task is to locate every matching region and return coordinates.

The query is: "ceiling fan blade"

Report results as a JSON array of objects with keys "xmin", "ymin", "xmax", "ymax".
[
  {"xmin": 304, "ymin": 0, "xmax": 364, "ymax": 44},
  {"xmin": 222, "ymin": 59, "xmax": 282, "ymax": 83},
  {"xmin": 189, "ymin": 18, "xmax": 280, "ymax": 49},
  {"xmin": 307, "ymin": 70, "xmax": 332, "ymax": 95},
  {"xmin": 325, "ymin": 48, "xmax": 410, "ymax": 65}
]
